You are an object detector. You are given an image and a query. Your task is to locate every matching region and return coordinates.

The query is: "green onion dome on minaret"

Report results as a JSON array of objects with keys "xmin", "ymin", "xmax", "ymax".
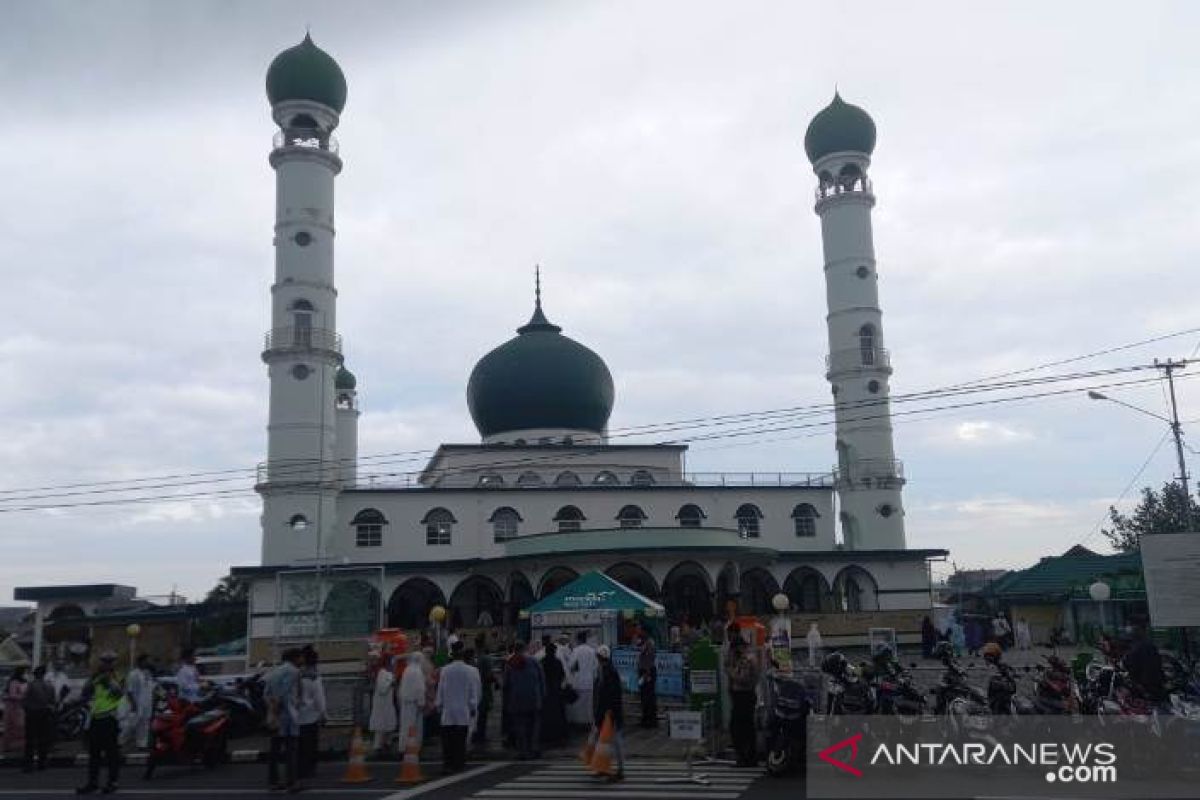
[
  {"xmin": 467, "ymin": 274, "xmax": 615, "ymax": 440},
  {"xmin": 804, "ymin": 92, "xmax": 876, "ymax": 163},
  {"xmin": 266, "ymin": 33, "xmax": 347, "ymax": 113},
  {"xmin": 335, "ymin": 365, "xmax": 356, "ymax": 391}
]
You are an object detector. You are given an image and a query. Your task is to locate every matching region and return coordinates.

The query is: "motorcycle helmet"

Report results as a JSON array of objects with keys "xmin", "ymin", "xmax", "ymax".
[
  {"xmin": 821, "ymin": 652, "xmax": 847, "ymax": 676},
  {"xmin": 981, "ymin": 642, "xmax": 1003, "ymax": 663}
]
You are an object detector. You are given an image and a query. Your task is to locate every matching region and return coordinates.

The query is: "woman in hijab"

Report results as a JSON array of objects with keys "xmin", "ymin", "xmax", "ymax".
[
  {"xmin": 540, "ymin": 642, "xmax": 567, "ymax": 746},
  {"xmin": 398, "ymin": 652, "xmax": 427, "ymax": 752}
]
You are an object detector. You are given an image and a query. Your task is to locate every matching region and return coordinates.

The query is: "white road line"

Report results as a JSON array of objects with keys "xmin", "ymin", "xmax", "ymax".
[
  {"xmin": 474, "ymin": 791, "xmax": 744, "ymax": 799},
  {"xmin": 378, "ymin": 760, "xmax": 512, "ymax": 799}
]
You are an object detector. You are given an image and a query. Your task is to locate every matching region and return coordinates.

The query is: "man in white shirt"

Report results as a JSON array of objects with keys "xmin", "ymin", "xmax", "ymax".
[
  {"xmin": 435, "ymin": 642, "xmax": 480, "ymax": 775},
  {"xmin": 121, "ymin": 655, "xmax": 154, "ymax": 749},
  {"xmin": 565, "ymin": 631, "xmax": 598, "ymax": 726},
  {"xmin": 175, "ymin": 648, "xmax": 202, "ymax": 703}
]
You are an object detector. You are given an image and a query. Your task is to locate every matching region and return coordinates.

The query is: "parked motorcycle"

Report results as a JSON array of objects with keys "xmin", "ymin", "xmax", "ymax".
[
  {"xmin": 765, "ymin": 673, "xmax": 811, "ymax": 777},
  {"xmin": 143, "ymin": 693, "xmax": 231, "ymax": 778},
  {"xmin": 929, "ymin": 642, "xmax": 990, "ymax": 738},
  {"xmin": 55, "ymin": 695, "xmax": 89, "ymax": 741},
  {"xmin": 1030, "ymin": 654, "xmax": 1077, "ymax": 715},
  {"xmin": 822, "ymin": 652, "xmax": 875, "ymax": 715},
  {"xmin": 862, "ymin": 648, "xmax": 925, "ymax": 723}
]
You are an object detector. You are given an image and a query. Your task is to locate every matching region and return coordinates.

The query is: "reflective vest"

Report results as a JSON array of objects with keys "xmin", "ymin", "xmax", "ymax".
[{"xmin": 89, "ymin": 674, "xmax": 124, "ymax": 719}]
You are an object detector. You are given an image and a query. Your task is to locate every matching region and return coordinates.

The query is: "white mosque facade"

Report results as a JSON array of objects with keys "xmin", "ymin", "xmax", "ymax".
[{"xmin": 234, "ymin": 36, "xmax": 945, "ymax": 656}]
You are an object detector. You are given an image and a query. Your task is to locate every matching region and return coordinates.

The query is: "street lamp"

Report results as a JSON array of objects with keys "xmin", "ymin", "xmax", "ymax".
[
  {"xmin": 1089, "ymin": 581, "xmax": 1111, "ymax": 637},
  {"xmin": 1087, "ymin": 382, "xmax": 1193, "ymax": 532}
]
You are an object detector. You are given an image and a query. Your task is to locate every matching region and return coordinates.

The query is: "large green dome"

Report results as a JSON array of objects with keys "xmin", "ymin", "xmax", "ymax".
[
  {"xmin": 266, "ymin": 34, "xmax": 347, "ymax": 113},
  {"xmin": 467, "ymin": 300, "xmax": 614, "ymax": 440},
  {"xmin": 804, "ymin": 92, "xmax": 875, "ymax": 163}
]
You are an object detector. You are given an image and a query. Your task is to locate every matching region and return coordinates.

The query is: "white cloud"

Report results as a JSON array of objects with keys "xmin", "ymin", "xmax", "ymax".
[{"xmin": 2, "ymin": 1, "xmax": 1199, "ymax": 601}]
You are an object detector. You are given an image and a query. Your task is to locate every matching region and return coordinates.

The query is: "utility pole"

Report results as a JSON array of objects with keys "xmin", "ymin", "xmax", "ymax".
[{"xmin": 1157, "ymin": 359, "xmax": 1194, "ymax": 532}]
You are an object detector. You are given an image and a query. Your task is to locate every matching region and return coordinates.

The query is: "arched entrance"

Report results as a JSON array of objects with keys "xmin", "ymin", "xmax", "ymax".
[
  {"xmin": 387, "ymin": 578, "xmax": 447, "ymax": 630},
  {"xmin": 662, "ymin": 561, "xmax": 714, "ymax": 624},
  {"xmin": 740, "ymin": 567, "xmax": 779, "ymax": 616},
  {"xmin": 716, "ymin": 562, "xmax": 739, "ymax": 620},
  {"xmin": 783, "ymin": 567, "xmax": 831, "ymax": 613},
  {"xmin": 605, "ymin": 562, "xmax": 660, "ymax": 600},
  {"xmin": 833, "ymin": 566, "xmax": 879, "ymax": 612},
  {"xmin": 507, "ymin": 572, "xmax": 535, "ymax": 626},
  {"xmin": 448, "ymin": 576, "xmax": 504, "ymax": 629},
  {"xmin": 538, "ymin": 566, "xmax": 580, "ymax": 599},
  {"xmin": 324, "ymin": 580, "xmax": 381, "ymax": 637}
]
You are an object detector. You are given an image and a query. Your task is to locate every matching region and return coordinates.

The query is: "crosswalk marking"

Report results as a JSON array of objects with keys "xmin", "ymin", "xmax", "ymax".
[{"xmin": 467, "ymin": 761, "xmax": 761, "ymax": 800}]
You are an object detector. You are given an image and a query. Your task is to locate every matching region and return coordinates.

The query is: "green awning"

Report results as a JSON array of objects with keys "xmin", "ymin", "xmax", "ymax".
[{"xmin": 527, "ymin": 571, "xmax": 665, "ymax": 615}]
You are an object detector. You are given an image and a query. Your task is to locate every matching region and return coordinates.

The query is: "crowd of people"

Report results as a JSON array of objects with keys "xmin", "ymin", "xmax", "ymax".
[
  {"xmin": 920, "ymin": 612, "xmax": 1033, "ymax": 658},
  {"xmin": 363, "ymin": 629, "xmax": 657, "ymax": 783}
]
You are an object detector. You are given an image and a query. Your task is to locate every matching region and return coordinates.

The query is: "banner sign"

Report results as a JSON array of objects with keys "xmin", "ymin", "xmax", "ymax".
[
  {"xmin": 611, "ymin": 647, "xmax": 685, "ymax": 697},
  {"xmin": 1141, "ymin": 533, "xmax": 1200, "ymax": 627}
]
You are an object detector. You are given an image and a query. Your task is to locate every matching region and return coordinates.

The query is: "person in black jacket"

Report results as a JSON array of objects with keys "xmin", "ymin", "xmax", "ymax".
[
  {"xmin": 592, "ymin": 646, "xmax": 625, "ymax": 783},
  {"xmin": 540, "ymin": 642, "xmax": 568, "ymax": 745}
]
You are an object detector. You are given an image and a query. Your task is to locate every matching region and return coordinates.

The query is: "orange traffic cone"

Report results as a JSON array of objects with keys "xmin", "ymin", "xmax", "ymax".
[
  {"xmin": 395, "ymin": 723, "xmax": 424, "ymax": 784},
  {"xmin": 589, "ymin": 713, "xmax": 616, "ymax": 777},
  {"xmin": 340, "ymin": 727, "xmax": 372, "ymax": 784}
]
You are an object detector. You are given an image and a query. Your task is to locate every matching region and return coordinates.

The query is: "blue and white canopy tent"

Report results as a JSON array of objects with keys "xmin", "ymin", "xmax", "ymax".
[{"xmin": 521, "ymin": 571, "xmax": 665, "ymax": 646}]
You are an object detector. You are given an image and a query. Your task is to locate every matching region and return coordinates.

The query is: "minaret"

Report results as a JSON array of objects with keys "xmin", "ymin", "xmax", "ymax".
[
  {"xmin": 258, "ymin": 35, "xmax": 348, "ymax": 565},
  {"xmin": 805, "ymin": 93, "xmax": 906, "ymax": 550},
  {"xmin": 335, "ymin": 366, "xmax": 360, "ymax": 486}
]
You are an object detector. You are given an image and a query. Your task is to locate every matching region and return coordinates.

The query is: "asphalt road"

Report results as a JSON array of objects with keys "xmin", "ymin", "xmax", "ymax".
[{"xmin": 0, "ymin": 761, "xmax": 790, "ymax": 800}]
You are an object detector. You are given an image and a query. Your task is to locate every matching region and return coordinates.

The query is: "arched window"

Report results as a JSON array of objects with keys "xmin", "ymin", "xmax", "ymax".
[
  {"xmin": 859, "ymin": 324, "xmax": 876, "ymax": 366},
  {"xmin": 287, "ymin": 514, "xmax": 309, "ymax": 531},
  {"xmin": 421, "ymin": 508, "xmax": 455, "ymax": 546},
  {"xmin": 735, "ymin": 504, "xmax": 763, "ymax": 539},
  {"xmin": 593, "ymin": 471, "xmax": 620, "ymax": 486},
  {"xmin": 791, "ymin": 503, "xmax": 820, "ymax": 537},
  {"xmin": 630, "ymin": 470, "xmax": 656, "ymax": 486},
  {"xmin": 553, "ymin": 505, "xmax": 586, "ymax": 533},
  {"xmin": 490, "ymin": 507, "xmax": 521, "ymax": 542},
  {"xmin": 291, "ymin": 299, "xmax": 314, "ymax": 347},
  {"xmin": 351, "ymin": 508, "xmax": 387, "ymax": 548},
  {"xmin": 616, "ymin": 505, "xmax": 647, "ymax": 529},
  {"xmin": 676, "ymin": 504, "xmax": 705, "ymax": 528},
  {"xmin": 554, "ymin": 471, "xmax": 581, "ymax": 487},
  {"xmin": 517, "ymin": 471, "xmax": 544, "ymax": 487},
  {"xmin": 476, "ymin": 473, "xmax": 504, "ymax": 488}
]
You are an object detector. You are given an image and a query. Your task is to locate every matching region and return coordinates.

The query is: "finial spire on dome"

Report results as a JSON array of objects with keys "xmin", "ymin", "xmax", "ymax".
[{"xmin": 519, "ymin": 264, "xmax": 561, "ymax": 333}]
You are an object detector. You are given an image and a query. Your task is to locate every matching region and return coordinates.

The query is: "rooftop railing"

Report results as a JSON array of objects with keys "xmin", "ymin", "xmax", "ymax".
[
  {"xmin": 263, "ymin": 326, "xmax": 343, "ymax": 356},
  {"xmin": 272, "ymin": 129, "xmax": 340, "ymax": 155},
  {"xmin": 826, "ymin": 347, "xmax": 891, "ymax": 374}
]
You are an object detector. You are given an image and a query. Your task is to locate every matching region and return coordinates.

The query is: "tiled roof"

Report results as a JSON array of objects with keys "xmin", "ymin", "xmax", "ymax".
[{"xmin": 986, "ymin": 550, "xmax": 1142, "ymax": 600}]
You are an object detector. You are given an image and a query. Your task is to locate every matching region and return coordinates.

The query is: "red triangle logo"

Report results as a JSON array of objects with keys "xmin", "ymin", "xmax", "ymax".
[{"xmin": 819, "ymin": 733, "xmax": 864, "ymax": 777}]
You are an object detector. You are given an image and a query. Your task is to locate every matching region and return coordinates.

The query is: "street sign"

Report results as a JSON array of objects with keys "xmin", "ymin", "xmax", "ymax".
[
  {"xmin": 668, "ymin": 710, "xmax": 704, "ymax": 741},
  {"xmin": 1141, "ymin": 533, "xmax": 1200, "ymax": 627}
]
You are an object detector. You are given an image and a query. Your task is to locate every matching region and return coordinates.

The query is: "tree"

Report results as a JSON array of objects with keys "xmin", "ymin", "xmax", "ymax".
[
  {"xmin": 1102, "ymin": 481, "xmax": 1200, "ymax": 552},
  {"xmin": 204, "ymin": 574, "xmax": 250, "ymax": 605}
]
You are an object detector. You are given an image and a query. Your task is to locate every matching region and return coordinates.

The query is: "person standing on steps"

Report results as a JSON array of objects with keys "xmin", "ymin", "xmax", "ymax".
[
  {"xmin": 471, "ymin": 633, "xmax": 496, "ymax": 747},
  {"xmin": 435, "ymin": 642, "xmax": 479, "ymax": 775},
  {"xmin": 726, "ymin": 638, "xmax": 760, "ymax": 768},
  {"xmin": 76, "ymin": 652, "xmax": 124, "ymax": 795},
  {"xmin": 636, "ymin": 634, "xmax": 658, "ymax": 729}
]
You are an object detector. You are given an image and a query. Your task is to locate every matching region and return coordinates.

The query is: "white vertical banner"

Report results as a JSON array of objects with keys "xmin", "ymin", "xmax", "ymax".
[{"xmin": 1141, "ymin": 534, "xmax": 1200, "ymax": 627}]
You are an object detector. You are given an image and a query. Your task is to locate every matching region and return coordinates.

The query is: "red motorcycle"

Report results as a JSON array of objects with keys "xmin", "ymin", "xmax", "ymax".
[{"xmin": 143, "ymin": 694, "xmax": 230, "ymax": 778}]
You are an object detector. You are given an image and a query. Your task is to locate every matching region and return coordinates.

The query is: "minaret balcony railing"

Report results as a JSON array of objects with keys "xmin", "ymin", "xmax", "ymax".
[
  {"xmin": 256, "ymin": 459, "xmax": 350, "ymax": 489},
  {"xmin": 272, "ymin": 129, "xmax": 340, "ymax": 155},
  {"xmin": 263, "ymin": 326, "xmax": 343, "ymax": 357},
  {"xmin": 833, "ymin": 458, "xmax": 905, "ymax": 489},
  {"xmin": 826, "ymin": 347, "xmax": 891, "ymax": 374}
]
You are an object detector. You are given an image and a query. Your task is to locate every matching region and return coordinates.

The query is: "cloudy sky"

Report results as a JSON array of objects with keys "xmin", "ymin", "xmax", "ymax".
[{"xmin": 2, "ymin": 1, "xmax": 1198, "ymax": 604}]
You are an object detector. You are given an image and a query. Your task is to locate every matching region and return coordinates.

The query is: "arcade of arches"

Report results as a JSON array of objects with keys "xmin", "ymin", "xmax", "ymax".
[{"xmin": 379, "ymin": 563, "xmax": 880, "ymax": 631}]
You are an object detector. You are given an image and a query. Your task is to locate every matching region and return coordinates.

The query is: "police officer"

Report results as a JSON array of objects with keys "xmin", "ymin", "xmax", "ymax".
[{"xmin": 76, "ymin": 651, "xmax": 123, "ymax": 795}]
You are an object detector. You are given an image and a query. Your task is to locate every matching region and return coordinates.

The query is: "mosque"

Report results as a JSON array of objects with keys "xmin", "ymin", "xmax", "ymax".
[{"xmin": 232, "ymin": 36, "xmax": 945, "ymax": 658}]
